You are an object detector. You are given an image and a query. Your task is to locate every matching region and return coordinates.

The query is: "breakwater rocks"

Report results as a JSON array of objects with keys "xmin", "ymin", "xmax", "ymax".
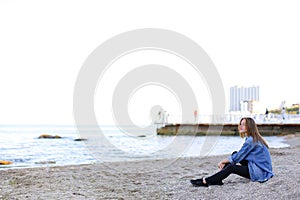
[
  {"xmin": 157, "ymin": 123, "xmax": 300, "ymax": 136},
  {"xmin": 38, "ymin": 134, "xmax": 62, "ymax": 139}
]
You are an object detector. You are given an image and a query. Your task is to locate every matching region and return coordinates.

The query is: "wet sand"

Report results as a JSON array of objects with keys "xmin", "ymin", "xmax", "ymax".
[{"xmin": 0, "ymin": 134, "xmax": 299, "ymax": 200}]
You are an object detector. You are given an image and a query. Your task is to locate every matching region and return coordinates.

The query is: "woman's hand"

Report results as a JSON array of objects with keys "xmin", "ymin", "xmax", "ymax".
[{"xmin": 218, "ymin": 158, "xmax": 229, "ymax": 169}]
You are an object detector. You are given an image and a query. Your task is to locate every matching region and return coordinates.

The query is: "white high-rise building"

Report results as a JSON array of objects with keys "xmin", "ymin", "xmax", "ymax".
[{"xmin": 230, "ymin": 86, "xmax": 259, "ymax": 113}]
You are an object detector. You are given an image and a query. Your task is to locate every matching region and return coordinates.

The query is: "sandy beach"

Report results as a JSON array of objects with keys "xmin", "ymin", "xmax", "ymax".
[{"xmin": 0, "ymin": 134, "xmax": 299, "ymax": 200}]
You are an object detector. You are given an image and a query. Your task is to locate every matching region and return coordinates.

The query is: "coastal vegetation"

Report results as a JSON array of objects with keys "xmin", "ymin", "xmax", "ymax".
[{"xmin": 269, "ymin": 104, "xmax": 299, "ymax": 114}]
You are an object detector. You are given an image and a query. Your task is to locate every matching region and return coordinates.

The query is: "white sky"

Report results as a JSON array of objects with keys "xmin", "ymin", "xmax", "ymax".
[{"xmin": 0, "ymin": 0, "xmax": 299, "ymax": 125}]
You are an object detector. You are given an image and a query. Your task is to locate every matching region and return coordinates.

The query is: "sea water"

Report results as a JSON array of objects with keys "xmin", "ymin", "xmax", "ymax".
[{"xmin": 0, "ymin": 125, "xmax": 289, "ymax": 170}]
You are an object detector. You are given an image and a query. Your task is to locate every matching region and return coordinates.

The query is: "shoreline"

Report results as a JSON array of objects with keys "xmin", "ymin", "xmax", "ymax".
[
  {"xmin": 0, "ymin": 134, "xmax": 299, "ymax": 199},
  {"xmin": 0, "ymin": 134, "xmax": 289, "ymax": 171}
]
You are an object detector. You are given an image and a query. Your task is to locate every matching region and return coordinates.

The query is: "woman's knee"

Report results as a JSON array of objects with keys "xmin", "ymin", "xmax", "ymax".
[{"xmin": 223, "ymin": 163, "xmax": 236, "ymax": 172}]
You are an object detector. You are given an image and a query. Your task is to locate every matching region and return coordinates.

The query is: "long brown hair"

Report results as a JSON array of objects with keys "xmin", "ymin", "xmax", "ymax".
[{"xmin": 239, "ymin": 117, "xmax": 269, "ymax": 148}]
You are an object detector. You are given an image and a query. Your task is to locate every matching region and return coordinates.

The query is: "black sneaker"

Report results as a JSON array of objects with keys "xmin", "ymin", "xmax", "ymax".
[{"xmin": 190, "ymin": 179, "xmax": 208, "ymax": 187}]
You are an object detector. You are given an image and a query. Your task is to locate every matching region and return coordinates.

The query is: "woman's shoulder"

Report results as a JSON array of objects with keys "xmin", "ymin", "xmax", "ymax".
[
  {"xmin": 245, "ymin": 136, "xmax": 265, "ymax": 147},
  {"xmin": 245, "ymin": 136, "xmax": 254, "ymax": 142},
  {"xmin": 245, "ymin": 136, "xmax": 257, "ymax": 146}
]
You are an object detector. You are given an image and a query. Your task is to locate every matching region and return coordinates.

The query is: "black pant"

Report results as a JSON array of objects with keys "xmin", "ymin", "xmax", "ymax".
[{"xmin": 205, "ymin": 153, "xmax": 250, "ymax": 184}]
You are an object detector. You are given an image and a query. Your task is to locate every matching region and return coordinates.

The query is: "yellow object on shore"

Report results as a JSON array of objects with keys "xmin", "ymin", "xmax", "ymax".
[{"xmin": 0, "ymin": 160, "xmax": 12, "ymax": 165}]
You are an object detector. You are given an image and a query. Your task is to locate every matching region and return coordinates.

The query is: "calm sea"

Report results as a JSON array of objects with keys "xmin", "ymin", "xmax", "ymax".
[{"xmin": 0, "ymin": 125, "xmax": 289, "ymax": 170}]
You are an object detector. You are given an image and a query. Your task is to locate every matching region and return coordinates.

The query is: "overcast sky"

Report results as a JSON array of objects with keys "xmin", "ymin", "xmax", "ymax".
[{"xmin": 0, "ymin": 0, "xmax": 299, "ymax": 125}]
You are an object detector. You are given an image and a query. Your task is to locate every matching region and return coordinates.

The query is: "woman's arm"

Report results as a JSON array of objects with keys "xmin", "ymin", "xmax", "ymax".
[{"xmin": 228, "ymin": 137, "xmax": 256, "ymax": 164}]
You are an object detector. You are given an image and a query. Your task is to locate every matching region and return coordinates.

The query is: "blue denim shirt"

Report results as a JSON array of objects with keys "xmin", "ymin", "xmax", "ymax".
[{"xmin": 228, "ymin": 136, "xmax": 274, "ymax": 182}]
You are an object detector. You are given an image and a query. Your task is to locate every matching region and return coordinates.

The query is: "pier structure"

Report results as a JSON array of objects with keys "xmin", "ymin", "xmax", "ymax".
[{"xmin": 157, "ymin": 123, "xmax": 300, "ymax": 136}]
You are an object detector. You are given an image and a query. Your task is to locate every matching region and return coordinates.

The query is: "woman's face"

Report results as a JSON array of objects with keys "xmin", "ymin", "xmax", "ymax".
[{"xmin": 239, "ymin": 119, "xmax": 247, "ymax": 134}]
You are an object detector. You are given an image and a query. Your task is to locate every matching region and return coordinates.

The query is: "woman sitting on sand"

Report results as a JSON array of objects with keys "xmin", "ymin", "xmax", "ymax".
[{"xmin": 190, "ymin": 117, "xmax": 274, "ymax": 187}]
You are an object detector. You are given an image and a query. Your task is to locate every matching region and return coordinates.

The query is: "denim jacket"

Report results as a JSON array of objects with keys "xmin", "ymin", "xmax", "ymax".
[{"xmin": 228, "ymin": 136, "xmax": 274, "ymax": 182}]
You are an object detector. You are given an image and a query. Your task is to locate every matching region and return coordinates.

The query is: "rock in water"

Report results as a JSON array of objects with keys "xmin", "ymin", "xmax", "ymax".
[
  {"xmin": 38, "ymin": 134, "xmax": 62, "ymax": 139},
  {"xmin": 74, "ymin": 138, "xmax": 87, "ymax": 141},
  {"xmin": 0, "ymin": 160, "xmax": 13, "ymax": 165}
]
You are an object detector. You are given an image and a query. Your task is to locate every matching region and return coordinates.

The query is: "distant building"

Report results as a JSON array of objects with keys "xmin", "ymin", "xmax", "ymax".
[{"xmin": 230, "ymin": 85, "xmax": 259, "ymax": 113}]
